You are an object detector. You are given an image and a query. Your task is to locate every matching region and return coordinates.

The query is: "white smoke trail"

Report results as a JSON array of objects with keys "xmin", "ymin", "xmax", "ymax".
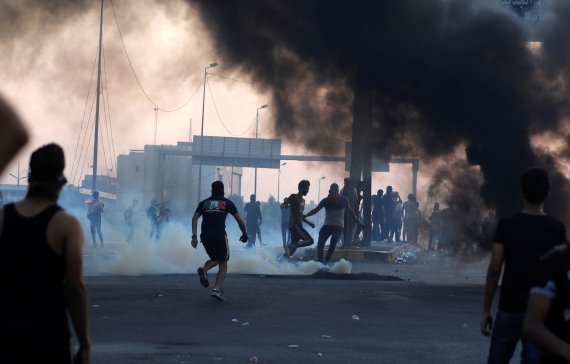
[{"xmin": 84, "ymin": 220, "xmax": 352, "ymax": 276}]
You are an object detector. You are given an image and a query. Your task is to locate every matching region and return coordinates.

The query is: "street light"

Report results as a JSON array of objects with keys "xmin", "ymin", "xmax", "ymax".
[
  {"xmin": 277, "ymin": 162, "xmax": 287, "ymax": 202},
  {"xmin": 153, "ymin": 107, "xmax": 158, "ymax": 145},
  {"xmin": 317, "ymin": 176, "xmax": 326, "ymax": 226},
  {"xmin": 254, "ymin": 104, "xmax": 268, "ymax": 197},
  {"xmin": 318, "ymin": 176, "xmax": 326, "ymax": 203},
  {"xmin": 9, "ymin": 160, "xmax": 27, "ymax": 200},
  {"xmin": 197, "ymin": 62, "xmax": 218, "ymax": 204}
]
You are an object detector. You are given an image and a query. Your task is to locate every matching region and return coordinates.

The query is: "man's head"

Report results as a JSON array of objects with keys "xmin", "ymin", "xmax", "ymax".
[
  {"xmin": 434, "ymin": 202, "xmax": 440, "ymax": 210},
  {"xmin": 377, "ymin": 189, "xmax": 383, "ymax": 196},
  {"xmin": 283, "ymin": 197, "xmax": 289, "ymax": 203},
  {"xmin": 408, "ymin": 193, "xmax": 414, "ymax": 201},
  {"xmin": 250, "ymin": 194, "xmax": 256, "ymax": 202},
  {"xmin": 298, "ymin": 180, "xmax": 310, "ymax": 196},
  {"xmin": 329, "ymin": 183, "xmax": 339, "ymax": 196},
  {"xmin": 92, "ymin": 191, "xmax": 99, "ymax": 199},
  {"xmin": 343, "ymin": 177, "xmax": 350, "ymax": 186},
  {"xmin": 520, "ymin": 167, "xmax": 550, "ymax": 204},
  {"xmin": 211, "ymin": 181, "xmax": 224, "ymax": 197},
  {"xmin": 386, "ymin": 185, "xmax": 393, "ymax": 193},
  {"xmin": 27, "ymin": 143, "xmax": 66, "ymax": 200}
]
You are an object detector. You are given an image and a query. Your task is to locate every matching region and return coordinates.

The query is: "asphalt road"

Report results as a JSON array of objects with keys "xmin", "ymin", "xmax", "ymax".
[{"xmin": 86, "ymin": 270, "xmax": 491, "ymax": 363}]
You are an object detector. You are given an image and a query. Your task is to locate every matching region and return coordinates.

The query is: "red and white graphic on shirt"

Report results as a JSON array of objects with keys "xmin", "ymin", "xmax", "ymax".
[{"xmin": 208, "ymin": 200, "xmax": 227, "ymax": 211}]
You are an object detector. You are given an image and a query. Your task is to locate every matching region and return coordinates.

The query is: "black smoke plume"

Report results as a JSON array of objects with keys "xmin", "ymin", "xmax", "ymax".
[{"xmin": 190, "ymin": 0, "xmax": 570, "ymax": 246}]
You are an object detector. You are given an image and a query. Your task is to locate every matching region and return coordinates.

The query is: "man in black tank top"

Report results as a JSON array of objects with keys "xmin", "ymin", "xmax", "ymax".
[{"xmin": 0, "ymin": 144, "xmax": 90, "ymax": 363}]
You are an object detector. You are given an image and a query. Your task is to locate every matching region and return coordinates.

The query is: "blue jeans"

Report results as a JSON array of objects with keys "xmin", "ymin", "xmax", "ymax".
[{"xmin": 488, "ymin": 311, "xmax": 542, "ymax": 364}]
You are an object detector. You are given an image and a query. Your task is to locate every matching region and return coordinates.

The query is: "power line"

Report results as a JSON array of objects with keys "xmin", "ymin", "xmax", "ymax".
[
  {"xmin": 110, "ymin": 0, "xmax": 200, "ymax": 112},
  {"xmin": 208, "ymin": 72, "xmax": 253, "ymax": 85},
  {"xmin": 102, "ymin": 45, "xmax": 117, "ymax": 178},
  {"xmin": 73, "ymin": 88, "xmax": 97, "ymax": 186},
  {"xmin": 71, "ymin": 48, "xmax": 98, "ymax": 181},
  {"xmin": 206, "ymin": 78, "xmax": 256, "ymax": 136}
]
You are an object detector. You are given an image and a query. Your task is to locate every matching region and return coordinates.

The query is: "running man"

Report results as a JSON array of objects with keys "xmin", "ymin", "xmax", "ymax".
[
  {"xmin": 305, "ymin": 183, "xmax": 363, "ymax": 264},
  {"xmin": 285, "ymin": 180, "xmax": 315, "ymax": 257},
  {"xmin": 191, "ymin": 181, "xmax": 248, "ymax": 300}
]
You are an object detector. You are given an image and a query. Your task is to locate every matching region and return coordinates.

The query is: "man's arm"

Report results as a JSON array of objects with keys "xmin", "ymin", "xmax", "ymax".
[
  {"xmin": 191, "ymin": 211, "xmax": 200, "ymax": 248},
  {"xmin": 0, "ymin": 96, "xmax": 28, "ymax": 175},
  {"xmin": 524, "ymin": 295, "xmax": 570, "ymax": 361},
  {"xmin": 481, "ymin": 243, "xmax": 504, "ymax": 336},
  {"xmin": 346, "ymin": 205, "xmax": 363, "ymax": 226},
  {"xmin": 305, "ymin": 204, "xmax": 324, "ymax": 218},
  {"xmin": 233, "ymin": 213, "xmax": 248, "ymax": 242},
  {"xmin": 62, "ymin": 215, "xmax": 90, "ymax": 364},
  {"xmin": 302, "ymin": 215, "xmax": 315, "ymax": 228}
]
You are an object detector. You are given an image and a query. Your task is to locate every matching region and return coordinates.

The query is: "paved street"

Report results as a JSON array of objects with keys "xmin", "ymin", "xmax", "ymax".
[{"xmin": 86, "ymin": 257, "xmax": 492, "ymax": 363}]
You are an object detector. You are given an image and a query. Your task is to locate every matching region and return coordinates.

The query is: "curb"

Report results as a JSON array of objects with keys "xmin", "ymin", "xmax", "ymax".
[{"xmin": 305, "ymin": 243, "xmax": 422, "ymax": 263}]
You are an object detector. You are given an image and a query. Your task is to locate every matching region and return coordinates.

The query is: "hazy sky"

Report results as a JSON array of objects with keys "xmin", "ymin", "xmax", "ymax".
[{"xmin": 0, "ymin": 0, "xmax": 417, "ymax": 204}]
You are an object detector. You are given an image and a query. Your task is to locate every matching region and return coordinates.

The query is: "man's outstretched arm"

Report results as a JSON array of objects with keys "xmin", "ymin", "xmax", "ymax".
[
  {"xmin": 233, "ymin": 213, "xmax": 248, "ymax": 242},
  {"xmin": 63, "ymin": 215, "xmax": 91, "ymax": 364},
  {"xmin": 481, "ymin": 243, "xmax": 504, "ymax": 336}
]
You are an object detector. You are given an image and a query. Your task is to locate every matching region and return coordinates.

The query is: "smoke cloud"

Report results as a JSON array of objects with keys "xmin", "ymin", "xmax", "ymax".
[{"xmin": 189, "ymin": 0, "xmax": 570, "ymax": 237}]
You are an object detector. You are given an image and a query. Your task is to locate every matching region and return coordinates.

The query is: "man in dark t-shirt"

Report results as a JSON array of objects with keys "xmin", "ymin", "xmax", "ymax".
[
  {"xmin": 305, "ymin": 183, "xmax": 363, "ymax": 264},
  {"xmin": 191, "ymin": 181, "xmax": 248, "ymax": 300},
  {"xmin": 284, "ymin": 179, "xmax": 315, "ymax": 258},
  {"xmin": 371, "ymin": 189, "xmax": 384, "ymax": 241},
  {"xmin": 381, "ymin": 186, "xmax": 395, "ymax": 241},
  {"xmin": 481, "ymin": 168, "xmax": 567, "ymax": 363},
  {"xmin": 244, "ymin": 194, "xmax": 262, "ymax": 248},
  {"xmin": 525, "ymin": 244, "xmax": 570, "ymax": 364}
]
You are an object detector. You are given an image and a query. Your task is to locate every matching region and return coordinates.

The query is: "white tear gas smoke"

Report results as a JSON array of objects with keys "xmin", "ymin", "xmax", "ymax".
[{"xmin": 81, "ymin": 218, "xmax": 351, "ymax": 277}]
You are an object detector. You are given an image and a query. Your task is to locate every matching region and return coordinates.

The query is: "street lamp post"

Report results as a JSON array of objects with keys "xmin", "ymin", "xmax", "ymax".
[
  {"xmin": 196, "ymin": 62, "xmax": 218, "ymax": 204},
  {"xmin": 254, "ymin": 104, "xmax": 268, "ymax": 197},
  {"xmin": 153, "ymin": 107, "xmax": 158, "ymax": 145},
  {"xmin": 277, "ymin": 162, "xmax": 286, "ymax": 202},
  {"xmin": 317, "ymin": 176, "xmax": 326, "ymax": 226},
  {"xmin": 9, "ymin": 160, "xmax": 27, "ymax": 200},
  {"xmin": 318, "ymin": 176, "xmax": 326, "ymax": 203}
]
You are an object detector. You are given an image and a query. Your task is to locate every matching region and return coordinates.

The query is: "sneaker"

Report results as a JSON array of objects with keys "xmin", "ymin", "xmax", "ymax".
[
  {"xmin": 197, "ymin": 267, "xmax": 209, "ymax": 287},
  {"xmin": 211, "ymin": 288, "xmax": 225, "ymax": 301}
]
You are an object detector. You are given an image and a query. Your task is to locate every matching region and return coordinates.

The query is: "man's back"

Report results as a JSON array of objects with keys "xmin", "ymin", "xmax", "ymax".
[
  {"xmin": 0, "ymin": 203, "xmax": 66, "ymax": 323},
  {"xmin": 372, "ymin": 195, "xmax": 383, "ymax": 218},
  {"xmin": 495, "ymin": 212, "xmax": 566, "ymax": 313},
  {"xmin": 244, "ymin": 202, "xmax": 260, "ymax": 224},
  {"xmin": 198, "ymin": 196, "xmax": 237, "ymax": 233},
  {"xmin": 320, "ymin": 195, "xmax": 348, "ymax": 227}
]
